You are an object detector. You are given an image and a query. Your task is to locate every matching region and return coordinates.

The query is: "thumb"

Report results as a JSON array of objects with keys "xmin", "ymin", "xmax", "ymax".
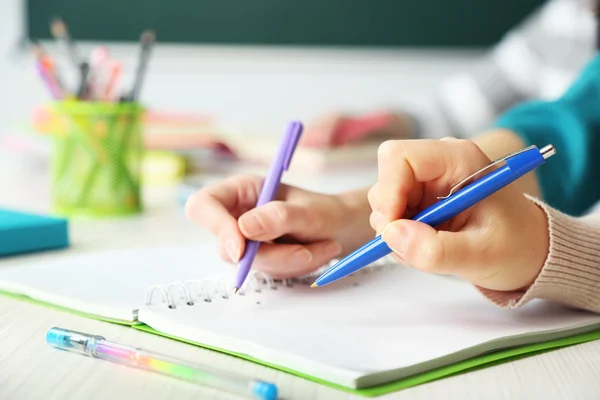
[{"xmin": 381, "ymin": 220, "xmax": 474, "ymax": 275}]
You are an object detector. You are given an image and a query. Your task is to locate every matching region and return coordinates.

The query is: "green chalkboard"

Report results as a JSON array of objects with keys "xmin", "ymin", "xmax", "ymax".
[{"xmin": 27, "ymin": 0, "xmax": 545, "ymax": 47}]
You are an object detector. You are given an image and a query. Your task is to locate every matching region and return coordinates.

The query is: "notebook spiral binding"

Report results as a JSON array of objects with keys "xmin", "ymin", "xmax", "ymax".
[{"xmin": 145, "ymin": 255, "xmax": 396, "ymax": 309}]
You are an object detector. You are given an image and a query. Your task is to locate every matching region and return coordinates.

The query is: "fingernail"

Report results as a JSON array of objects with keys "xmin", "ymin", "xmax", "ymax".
[
  {"xmin": 382, "ymin": 223, "xmax": 408, "ymax": 258},
  {"xmin": 226, "ymin": 239, "xmax": 241, "ymax": 262},
  {"xmin": 291, "ymin": 247, "xmax": 313, "ymax": 265},
  {"xmin": 240, "ymin": 213, "xmax": 265, "ymax": 236}
]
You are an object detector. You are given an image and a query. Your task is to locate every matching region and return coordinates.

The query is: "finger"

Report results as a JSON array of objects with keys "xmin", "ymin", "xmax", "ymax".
[
  {"xmin": 238, "ymin": 201, "xmax": 331, "ymax": 241},
  {"xmin": 381, "ymin": 219, "xmax": 478, "ymax": 275},
  {"xmin": 374, "ymin": 139, "xmax": 486, "ymax": 220},
  {"xmin": 251, "ymin": 240, "xmax": 342, "ymax": 278},
  {"xmin": 186, "ymin": 174, "xmax": 261, "ymax": 226},
  {"xmin": 369, "ymin": 210, "xmax": 388, "ymax": 235},
  {"xmin": 185, "ymin": 174, "xmax": 264, "ymax": 262}
]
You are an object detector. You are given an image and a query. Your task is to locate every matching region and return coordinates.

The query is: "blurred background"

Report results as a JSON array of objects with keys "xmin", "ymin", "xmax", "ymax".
[
  {"xmin": 0, "ymin": 0, "xmax": 545, "ymax": 221},
  {"xmin": 1, "ymin": 0, "xmax": 545, "ymax": 136}
]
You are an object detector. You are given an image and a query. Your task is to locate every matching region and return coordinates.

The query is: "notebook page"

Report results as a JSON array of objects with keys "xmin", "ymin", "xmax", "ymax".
[
  {"xmin": 0, "ymin": 243, "xmax": 228, "ymax": 322},
  {"xmin": 138, "ymin": 263, "xmax": 600, "ymax": 388}
]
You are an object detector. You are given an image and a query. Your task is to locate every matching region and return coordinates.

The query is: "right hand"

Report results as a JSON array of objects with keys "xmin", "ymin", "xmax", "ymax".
[{"xmin": 185, "ymin": 174, "xmax": 373, "ymax": 278}]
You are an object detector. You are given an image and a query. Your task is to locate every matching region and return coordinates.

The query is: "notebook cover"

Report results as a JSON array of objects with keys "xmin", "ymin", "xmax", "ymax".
[
  {"xmin": 0, "ymin": 291, "xmax": 135, "ymax": 326},
  {"xmin": 0, "ymin": 209, "xmax": 69, "ymax": 257},
  {"xmin": 131, "ymin": 323, "xmax": 600, "ymax": 397}
]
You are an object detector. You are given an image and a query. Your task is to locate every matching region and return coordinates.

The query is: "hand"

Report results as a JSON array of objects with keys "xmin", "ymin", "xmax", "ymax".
[
  {"xmin": 185, "ymin": 175, "xmax": 373, "ymax": 278},
  {"xmin": 300, "ymin": 111, "xmax": 412, "ymax": 148},
  {"xmin": 368, "ymin": 138, "xmax": 550, "ymax": 292}
]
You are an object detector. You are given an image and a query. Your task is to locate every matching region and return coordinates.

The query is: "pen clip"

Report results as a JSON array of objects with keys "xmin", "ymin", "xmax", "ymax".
[
  {"xmin": 437, "ymin": 145, "xmax": 537, "ymax": 200},
  {"xmin": 282, "ymin": 121, "xmax": 303, "ymax": 170}
]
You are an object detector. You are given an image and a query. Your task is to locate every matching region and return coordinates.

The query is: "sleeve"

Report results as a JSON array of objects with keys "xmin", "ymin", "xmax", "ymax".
[
  {"xmin": 494, "ymin": 54, "xmax": 600, "ymax": 217},
  {"xmin": 478, "ymin": 196, "xmax": 600, "ymax": 314},
  {"xmin": 406, "ymin": 2, "xmax": 548, "ymax": 140}
]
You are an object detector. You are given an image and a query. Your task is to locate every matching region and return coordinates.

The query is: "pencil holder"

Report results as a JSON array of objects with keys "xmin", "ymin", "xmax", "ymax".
[{"xmin": 48, "ymin": 100, "xmax": 145, "ymax": 218}]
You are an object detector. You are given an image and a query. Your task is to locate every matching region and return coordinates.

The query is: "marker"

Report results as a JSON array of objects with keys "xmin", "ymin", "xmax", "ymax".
[
  {"xmin": 89, "ymin": 46, "xmax": 110, "ymax": 100},
  {"xmin": 102, "ymin": 60, "xmax": 122, "ymax": 101},
  {"xmin": 233, "ymin": 121, "xmax": 303, "ymax": 293},
  {"xmin": 125, "ymin": 30, "xmax": 155, "ymax": 102},
  {"xmin": 46, "ymin": 327, "xmax": 278, "ymax": 400},
  {"xmin": 32, "ymin": 41, "xmax": 65, "ymax": 95},
  {"xmin": 32, "ymin": 43, "xmax": 64, "ymax": 99},
  {"xmin": 312, "ymin": 144, "xmax": 557, "ymax": 288},
  {"xmin": 76, "ymin": 61, "xmax": 90, "ymax": 100}
]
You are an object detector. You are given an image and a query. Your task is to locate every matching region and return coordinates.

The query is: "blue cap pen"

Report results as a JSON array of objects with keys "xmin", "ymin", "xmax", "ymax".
[
  {"xmin": 233, "ymin": 121, "xmax": 303, "ymax": 293},
  {"xmin": 312, "ymin": 144, "xmax": 556, "ymax": 288}
]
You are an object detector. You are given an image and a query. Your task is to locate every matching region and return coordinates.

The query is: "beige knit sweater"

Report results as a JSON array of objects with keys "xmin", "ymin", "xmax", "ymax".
[{"xmin": 479, "ymin": 196, "xmax": 600, "ymax": 313}]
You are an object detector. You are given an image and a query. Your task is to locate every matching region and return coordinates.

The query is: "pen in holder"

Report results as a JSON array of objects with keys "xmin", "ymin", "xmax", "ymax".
[{"xmin": 48, "ymin": 100, "xmax": 144, "ymax": 217}]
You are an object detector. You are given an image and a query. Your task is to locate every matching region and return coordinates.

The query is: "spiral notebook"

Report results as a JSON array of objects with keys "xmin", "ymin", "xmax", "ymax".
[{"xmin": 1, "ymin": 242, "xmax": 600, "ymax": 396}]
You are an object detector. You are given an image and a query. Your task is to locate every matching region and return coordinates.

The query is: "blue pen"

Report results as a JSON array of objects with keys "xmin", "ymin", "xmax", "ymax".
[
  {"xmin": 312, "ymin": 144, "xmax": 556, "ymax": 288},
  {"xmin": 233, "ymin": 121, "xmax": 303, "ymax": 293}
]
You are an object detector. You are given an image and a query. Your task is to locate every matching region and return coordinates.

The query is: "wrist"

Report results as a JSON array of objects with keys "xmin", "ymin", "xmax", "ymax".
[{"xmin": 517, "ymin": 197, "xmax": 550, "ymax": 291}]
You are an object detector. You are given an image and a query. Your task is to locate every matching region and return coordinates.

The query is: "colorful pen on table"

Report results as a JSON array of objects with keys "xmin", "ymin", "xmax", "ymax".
[
  {"xmin": 233, "ymin": 121, "xmax": 303, "ymax": 293},
  {"xmin": 46, "ymin": 327, "xmax": 278, "ymax": 400},
  {"xmin": 312, "ymin": 144, "xmax": 557, "ymax": 288}
]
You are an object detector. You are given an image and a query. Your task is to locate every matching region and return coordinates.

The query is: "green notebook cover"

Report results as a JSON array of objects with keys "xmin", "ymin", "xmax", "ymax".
[
  {"xmin": 3, "ymin": 289, "xmax": 600, "ymax": 396},
  {"xmin": 131, "ymin": 323, "xmax": 600, "ymax": 397}
]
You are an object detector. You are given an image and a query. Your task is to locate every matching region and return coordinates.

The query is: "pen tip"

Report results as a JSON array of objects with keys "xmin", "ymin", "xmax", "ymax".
[
  {"xmin": 233, "ymin": 287, "xmax": 239, "ymax": 295},
  {"xmin": 310, "ymin": 283, "xmax": 318, "ymax": 288}
]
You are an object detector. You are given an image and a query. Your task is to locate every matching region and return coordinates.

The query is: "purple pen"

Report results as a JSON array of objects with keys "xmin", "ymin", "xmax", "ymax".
[{"xmin": 233, "ymin": 121, "xmax": 303, "ymax": 293}]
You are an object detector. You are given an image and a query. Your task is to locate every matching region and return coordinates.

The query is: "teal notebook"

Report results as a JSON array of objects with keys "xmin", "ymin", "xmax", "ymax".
[
  {"xmin": 0, "ymin": 242, "xmax": 599, "ymax": 396},
  {"xmin": 0, "ymin": 209, "xmax": 69, "ymax": 257}
]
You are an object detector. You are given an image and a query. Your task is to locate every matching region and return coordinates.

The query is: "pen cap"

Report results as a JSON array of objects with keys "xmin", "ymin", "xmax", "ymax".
[
  {"xmin": 251, "ymin": 380, "xmax": 279, "ymax": 400},
  {"xmin": 46, "ymin": 327, "xmax": 104, "ymax": 356}
]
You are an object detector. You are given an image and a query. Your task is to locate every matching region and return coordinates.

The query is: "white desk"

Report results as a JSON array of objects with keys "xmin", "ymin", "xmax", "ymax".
[{"xmin": 2, "ymin": 148, "xmax": 600, "ymax": 400}]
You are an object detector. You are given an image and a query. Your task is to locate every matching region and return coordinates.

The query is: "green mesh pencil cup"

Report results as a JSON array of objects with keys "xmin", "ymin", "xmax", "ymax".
[{"xmin": 48, "ymin": 100, "xmax": 145, "ymax": 217}]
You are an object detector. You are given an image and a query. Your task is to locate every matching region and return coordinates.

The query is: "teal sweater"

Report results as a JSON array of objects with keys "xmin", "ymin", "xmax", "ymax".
[{"xmin": 494, "ymin": 54, "xmax": 600, "ymax": 217}]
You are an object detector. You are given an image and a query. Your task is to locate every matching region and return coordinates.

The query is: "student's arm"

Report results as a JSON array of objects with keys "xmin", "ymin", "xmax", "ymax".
[
  {"xmin": 402, "ymin": 4, "xmax": 549, "ymax": 141},
  {"xmin": 491, "ymin": 54, "xmax": 600, "ymax": 217}
]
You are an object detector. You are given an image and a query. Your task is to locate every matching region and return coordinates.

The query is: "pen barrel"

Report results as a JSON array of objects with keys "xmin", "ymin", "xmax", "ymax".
[
  {"xmin": 414, "ymin": 147, "xmax": 545, "ymax": 227},
  {"xmin": 94, "ymin": 341, "xmax": 268, "ymax": 398}
]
